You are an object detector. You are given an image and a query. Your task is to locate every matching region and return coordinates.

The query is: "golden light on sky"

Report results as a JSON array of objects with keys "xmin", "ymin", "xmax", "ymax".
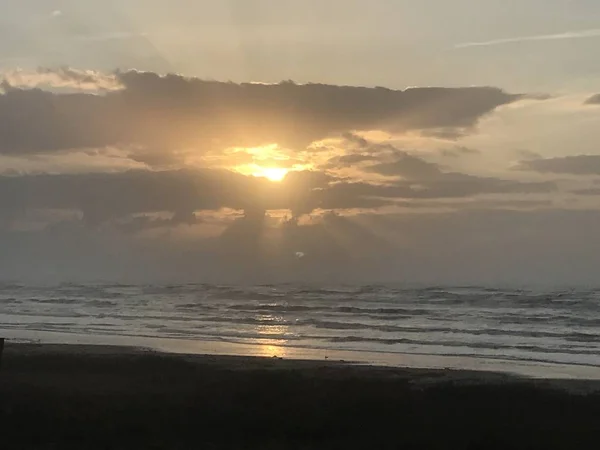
[
  {"xmin": 226, "ymin": 143, "xmax": 314, "ymax": 181},
  {"xmin": 234, "ymin": 162, "xmax": 304, "ymax": 182},
  {"xmin": 253, "ymin": 166, "xmax": 288, "ymax": 182}
]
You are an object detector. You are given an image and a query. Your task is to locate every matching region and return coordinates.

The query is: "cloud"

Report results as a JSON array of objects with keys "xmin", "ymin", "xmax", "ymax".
[
  {"xmin": 0, "ymin": 69, "xmax": 518, "ymax": 156},
  {"xmin": 516, "ymin": 155, "xmax": 600, "ymax": 175},
  {"xmin": 516, "ymin": 149, "xmax": 542, "ymax": 160},
  {"xmin": 416, "ymin": 174, "xmax": 555, "ymax": 198},
  {"xmin": 440, "ymin": 146, "xmax": 481, "ymax": 158},
  {"xmin": 584, "ymin": 94, "xmax": 600, "ymax": 105},
  {"xmin": 0, "ymin": 160, "xmax": 556, "ymax": 231},
  {"xmin": 364, "ymin": 152, "xmax": 442, "ymax": 179},
  {"xmin": 0, "ymin": 169, "xmax": 263, "ymax": 226},
  {"xmin": 75, "ymin": 32, "xmax": 149, "ymax": 42},
  {"xmin": 345, "ymin": 141, "xmax": 556, "ymax": 197},
  {"xmin": 394, "ymin": 199, "xmax": 553, "ymax": 210},
  {"xmin": 1, "ymin": 67, "xmax": 122, "ymax": 92},
  {"xmin": 0, "ymin": 168, "xmax": 351, "ymax": 226},
  {"xmin": 115, "ymin": 210, "xmax": 200, "ymax": 234},
  {"xmin": 571, "ymin": 187, "xmax": 600, "ymax": 196},
  {"xmin": 325, "ymin": 153, "xmax": 378, "ymax": 168},
  {"xmin": 420, "ymin": 128, "xmax": 468, "ymax": 140},
  {"xmin": 0, "ymin": 68, "xmax": 577, "ymax": 283},
  {"xmin": 341, "ymin": 132, "xmax": 369, "ymax": 148},
  {"xmin": 321, "ymin": 172, "xmax": 553, "ymax": 209},
  {"xmin": 456, "ymin": 28, "xmax": 600, "ymax": 49}
]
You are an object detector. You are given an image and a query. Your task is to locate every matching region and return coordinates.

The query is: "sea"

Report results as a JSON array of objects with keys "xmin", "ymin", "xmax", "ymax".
[{"xmin": 1, "ymin": 283, "xmax": 600, "ymax": 378}]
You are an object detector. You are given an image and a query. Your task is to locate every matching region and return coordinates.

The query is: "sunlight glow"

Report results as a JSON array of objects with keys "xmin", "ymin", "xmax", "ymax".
[
  {"xmin": 253, "ymin": 166, "xmax": 289, "ymax": 182},
  {"xmin": 226, "ymin": 144, "xmax": 314, "ymax": 181}
]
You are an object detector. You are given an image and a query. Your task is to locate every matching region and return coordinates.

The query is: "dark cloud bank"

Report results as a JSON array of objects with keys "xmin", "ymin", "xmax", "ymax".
[
  {"xmin": 0, "ymin": 164, "xmax": 554, "ymax": 225},
  {"xmin": 0, "ymin": 70, "xmax": 518, "ymax": 154},
  {"xmin": 584, "ymin": 94, "xmax": 600, "ymax": 105}
]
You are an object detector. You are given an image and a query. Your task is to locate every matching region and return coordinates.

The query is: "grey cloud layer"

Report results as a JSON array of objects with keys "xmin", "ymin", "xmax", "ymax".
[
  {"xmin": 517, "ymin": 155, "xmax": 600, "ymax": 175},
  {"xmin": 0, "ymin": 70, "xmax": 518, "ymax": 155},
  {"xmin": 0, "ymin": 162, "xmax": 555, "ymax": 227},
  {"xmin": 585, "ymin": 94, "xmax": 600, "ymax": 105}
]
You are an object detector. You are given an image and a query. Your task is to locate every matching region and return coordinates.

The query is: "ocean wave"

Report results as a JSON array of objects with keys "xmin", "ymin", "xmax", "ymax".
[
  {"xmin": 326, "ymin": 336, "xmax": 600, "ymax": 355},
  {"xmin": 227, "ymin": 304, "xmax": 319, "ymax": 313},
  {"xmin": 3, "ymin": 283, "xmax": 600, "ymax": 368},
  {"xmin": 226, "ymin": 303, "xmax": 433, "ymax": 316},
  {"xmin": 197, "ymin": 315, "xmax": 289, "ymax": 326},
  {"xmin": 0, "ymin": 284, "xmax": 25, "ymax": 291},
  {"xmin": 291, "ymin": 287, "xmax": 360, "ymax": 295},
  {"xmin": 499, "ymin": 314, "xmax": 600, "ymax": 327},
  {"xmin": 294, "ymin": 318, "xmax": 600, "ymax": 342},
  {"xmin": 28, "ymin": 298, "xmax": 82, "ymax": 305},
  {"xmin": 88, "ymin": 300, "xmax": 118, "ymax": 308},
  {"xmin": 211, "ymin": 290, "xmax": 285, "ymax": 301},
  {"xmin": 175, "ymin": 303, "xmax": 218, "ymax": 311},
  {"xmin": 2, "ymin": 310, "xmax": 88, "ymax": 319}
]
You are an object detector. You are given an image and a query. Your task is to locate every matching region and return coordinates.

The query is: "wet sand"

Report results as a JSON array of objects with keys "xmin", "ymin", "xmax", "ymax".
[{"xmin": 1, "ymin": 343, "xmax": 600, "ymax": 449}]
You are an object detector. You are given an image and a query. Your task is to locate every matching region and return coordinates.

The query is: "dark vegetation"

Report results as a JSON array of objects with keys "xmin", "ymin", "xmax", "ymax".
[{"xmin": 0, "ymin": 345, "xmax": 599, "ymax": 449}]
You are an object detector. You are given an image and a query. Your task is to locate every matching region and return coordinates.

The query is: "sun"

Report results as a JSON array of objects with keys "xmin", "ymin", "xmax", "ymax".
[{"xmin": 254, "ymin": 166, "xmax": 289, "ymax": 182}]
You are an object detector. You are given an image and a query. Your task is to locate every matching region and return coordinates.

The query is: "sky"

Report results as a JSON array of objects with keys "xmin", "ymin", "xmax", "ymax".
[{"xmin": 1, "ymin": 1, "xmax": 600, "ymax": 285}]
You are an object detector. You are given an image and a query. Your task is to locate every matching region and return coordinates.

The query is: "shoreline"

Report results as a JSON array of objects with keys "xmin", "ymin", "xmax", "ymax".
[
  {"xmin": 4, "ymin": 342, "xmax": 600, "ymax": 391},
  {"xmin": 2, "ymin": 328, "xmax": 600, "ymax": 380},
  {"xmin": 2, "ymin": 342, "xmax": 600, "ymax": 449}
]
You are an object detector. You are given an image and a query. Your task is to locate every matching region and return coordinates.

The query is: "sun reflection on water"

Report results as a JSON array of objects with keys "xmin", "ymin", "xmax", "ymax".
[
  {"xmin": 253, "ymin": 314, "xmax": 289, "ymax": 358},
  {"xmin": 259, "ymin": 343, "xmax": 288, "ymax": 358}
]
